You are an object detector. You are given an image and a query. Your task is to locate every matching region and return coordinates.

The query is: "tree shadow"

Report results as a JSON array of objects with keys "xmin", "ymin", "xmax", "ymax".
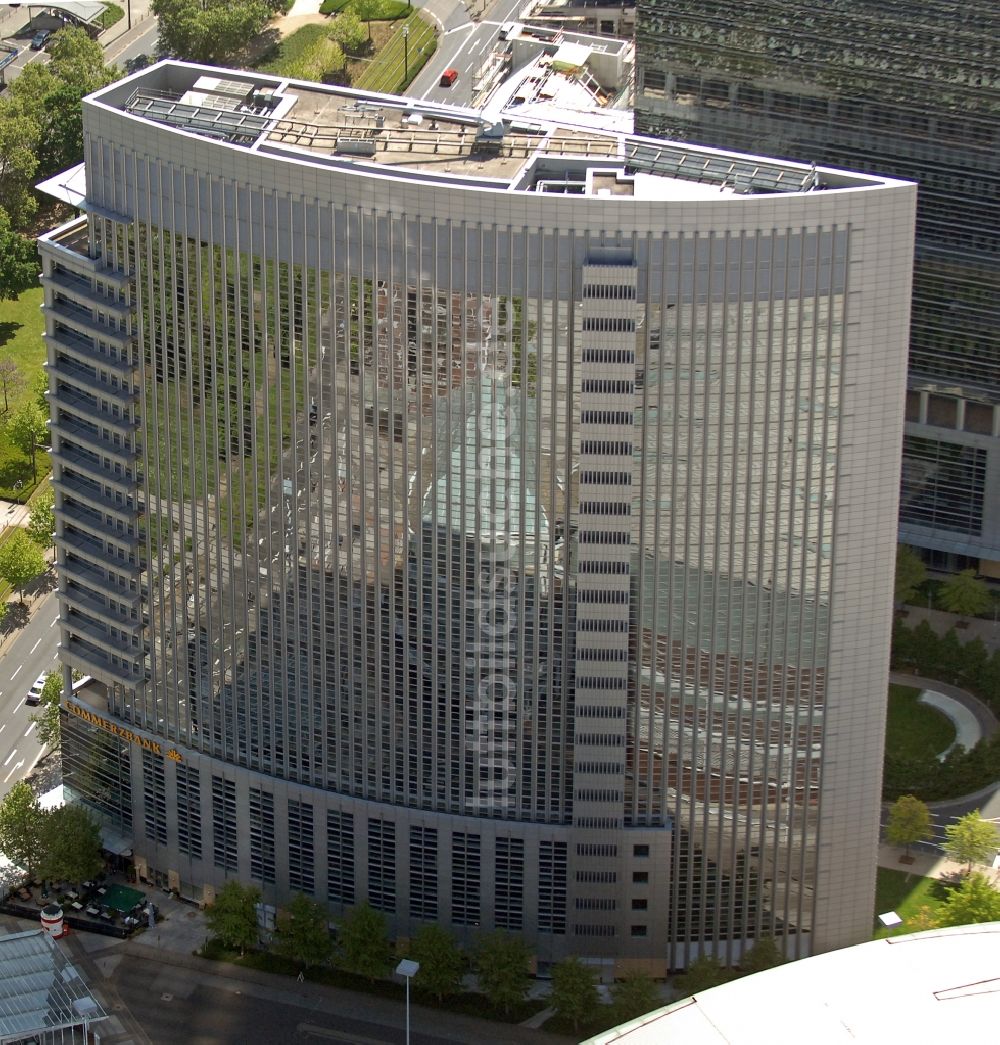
[
  {"xmin": 1, "ymin": 601, "xmax": 29, "ymax": 635},
  {"xmin": 0, "ymin": 321, "xmax": 21, "ymax": 349}
]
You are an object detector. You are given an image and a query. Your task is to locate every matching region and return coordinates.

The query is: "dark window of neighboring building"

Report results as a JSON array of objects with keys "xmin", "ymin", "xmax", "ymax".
[
  {"xmin": 632, "ymin": 898, "xmax": 648, "ymax": 911},
  {"xmin": 633, "ymin": 871, "xmax": 649, "ymax": 884},
  {"xmin": 175, "ymin": 764, "xmax": 201, "ymax": 860},
  {"xmin": 495, "ymin": 837, "xmax": 525, "ymax": 931},
  {"xmin": 452, "ymin": 832, "xmax": 481, "ymax": 926},
  {"xmin": 409, "ymin": 826, "xmax": 438, "ymax": 920},
  {"xmin": 142, "ymin": 750, "xmax": 166, "ymax": 845},
  {"xmin": 631, "ymin": 925, "xmax": 648, "ymax": 937},
  {"xmin": 900, "ymin": 436, "xmax": 986, "ymax": 537},
  {"xmin": 249, "ymin": 787, "xmax": 276, "ymax": 885},
  {"xmin": 965, "ymin": 403, "xmax": 993, "ymax": 435},
  {"xmin": 633, "ymin": 844, "xmax": 649, "ymax": 858},
  {"xmin": 327, "ymin": 810, "xmax": 355, "ymax": 905},
  {"xmin": 288, "ymin": 799, "xmax": 315, "ymax": 894},
  {"xmin": 538, "ymin": 841, "xmax": 568, "ymax": 934},
  {"xmin": 368, "ymin": 818, "xmax": 396, "ymax": 913},
  {"xmin": 211, "ymin": 776, "xmax": 238, "ymax": 872}
]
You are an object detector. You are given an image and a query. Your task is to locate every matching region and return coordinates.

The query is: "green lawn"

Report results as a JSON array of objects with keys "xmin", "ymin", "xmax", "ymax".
[
  {"xmin": 873, "ymin": 867, "xmax": 952, "ymax": 938},
  {"xmin": 885, "ymin": 683, "xmax": 956, "ymax": 762},
  {"xmin": 354, "ymin": 11, "xmax": 437, "ymax": 93},
  {"xmin": 0, "ymin": 283, "xmax": 50, "ymax": 500}
]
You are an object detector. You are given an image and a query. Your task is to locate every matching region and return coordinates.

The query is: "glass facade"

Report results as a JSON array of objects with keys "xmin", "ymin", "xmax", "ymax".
[
  {"xmin": 634, "ymin": 0, "xmax": 1000, "ymax": 564},
  {"xmin": 41, "ymin": 64, "xmax": 912, "ymax": 967}
]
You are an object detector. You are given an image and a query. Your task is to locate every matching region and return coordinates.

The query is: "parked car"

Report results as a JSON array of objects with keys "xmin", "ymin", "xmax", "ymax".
[
  {"xmin": 439, "ymin": 68, "xmax": 458, "ymax": 87},
  {"xmin": 25, "ymin": 674, "xmax": 46, "ymax": 707},
  {"xmin": 30, "ymin": 29, "xmax": 52, "ymax": 51}
]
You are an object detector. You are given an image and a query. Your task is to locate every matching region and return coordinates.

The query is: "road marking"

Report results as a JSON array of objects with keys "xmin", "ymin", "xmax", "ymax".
[
  {"xmin": 24, "ymin": 723, "xmax": 34, "ymax": 737},
  {"xmin": 3, "ymin": 749, "xmax": 16, "ymax": 767},
  {"xmin": 0, "ymin": 725, "xmax": 6, "ymax": 735},
  {"xmin": 297, "ymin": 1026, "xmax": 390, "ymax": 1044},
  {"xmin": 50, "ymin": 616, "xmax": 58, "ymax": 627},
  {"xmin": 29, "ymin": 638, "xmax": 41, "ymax": 654},
  {"xmin": 10, "ymin": 666, "xmax": 21, "ymax": 680},
  {"xmin": 3, "ymin": 760, "xmax": 24, "ymax": 784}
]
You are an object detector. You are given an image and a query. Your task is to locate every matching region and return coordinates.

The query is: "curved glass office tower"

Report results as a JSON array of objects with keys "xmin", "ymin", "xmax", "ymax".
[{"xmin": 41, "ymin": 62, "xmax": 914, "ymax": 970}]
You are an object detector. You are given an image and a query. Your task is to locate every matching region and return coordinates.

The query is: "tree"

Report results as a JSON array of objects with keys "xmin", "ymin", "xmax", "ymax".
[
  {"xmin": 894, "ymin": 545, "xmax": 926, "ymax": 606},
  {"xmin": 330, "ymin": 10, "xmax": 367, "ymax": 54},
  {"xmin": 0, "ymin": 529, "xmax": 46, "ymax": 604},
  {"xmin": 938, "ymin": 569, "xmax": 992, "ymax": 620},
  {"xmin": 885, "ymin": 794, "xmax": 933, "ymax": 859},
  {"xmin": 37, "ymin": 802, "xmax": 103, "ymax": 883},
  {"xmin": 7, "ymin": 402, "xmax": 48, "ymax": 484},
  {"xmin": 0, "ymin": 209, "xmax": 36, "ymax": 302},
  {"xmin": 29, "ymin": 670, "xmax": 63, "ymax": 749},
  {"xmin": 282, "ymin": 37, "xmax": 345, "ymax": 83},
  {"xmin": 153, "ymin": 0, "xmax": 271, "ymax": 65},
  {"xmin": 33, "ymin": 372, "xmax": 49, "ymax": 415},
  {"xmin": 739, "ymin": 937, "xmax": 785, "ymax": 975},
  {"xmin": 939, "ymin": 872, "xmax": 1000, "ymax": 927},
  {"xmin": 39, "ymin": 29, "xmax": 120, "ymax": 175},
  {"xmin": 474, "ymin": 932, "xmax": 531, "ymax": 1015},
  {"xmin": 0, "ymin": 108, "xmax": 41, "ymax": 230},
  {"xmin": 26, "ymin": 487, "xmax": 55, "ymax": 551},
  {"xmin": 273, "ymin": 893, "xmax": 333, "ymax": 969},
  {"xmin": 0, "ymin": 781, "xmax": 45, "ymax": 878},
  {"xmin": 350, "ymin": 0, "xmax": 381, "ymax": 41},
  {"xmin": 205, "ymin": 880, "xmax": 262, "ymax": 955},
  {"xmin": 610, "ymin": 970, "xmax": 660, "ymax": 1024},
  {"xmin": 550, "ymin": 957, "xmax": 600, "ymax": 1032},
  {"xmin": 675, "ymin": 955, "xmax": 731, "ymax": 997},
  {"xmin": 943, "ymin": 810, "xmax": 999, "ymax": 872},
  {"xmin": 408, "ymin": 924, "xmax": 464, "ymax": 1002},
  {"xmin": 336, "ymin": 902, "xmax": 391, "ymax": 981}
]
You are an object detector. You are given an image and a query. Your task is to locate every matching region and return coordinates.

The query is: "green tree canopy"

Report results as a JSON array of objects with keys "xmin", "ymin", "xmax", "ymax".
[
  {"xmin": 7, "ymin": 401, "xmax": 49, "ymax": 483},
  {"xmin": 550, "ymin": 957, "xmax": 600, "ymax": 1032},
  {"xmin": 408, "ymin": 924, "xmax": 464, "ymax": 1002},
  {"xmin": 938, "ymin": 569, "xmax": 993, "ymax": 620},
  {"xmin": 330, "ymin": 10, "xmax": 367, "ymax": 54},
  {"xmin": 474, "ymin": 932, "xmax": 531, "ymax": 1015},
  {"xmin": 38, "ymin": 802, "xmax": 103, "ymax": 883},
  {"xmin": 205, "ymin": 880, "xmax": 261, "ymax": 955},
  {"xmin": 739, "ymin": 937, "xmax": 785, "ymax": 975},
  {"xmin": 675, "ymin": 955, "xmax": 731, "ymax": 997},
  {"xmin": 894, "ymin": 545, "xmax": 927, "ymax": 606},
  {"xmin": 943, "ymin": 810, "xmax": 999, "ymax": 871},
  {"xmin": 27, "ymin": 487, "xmax": 55, "ymax": 551},
  {"xmin": 0, "ymin": 529, "xmax": 47, "ymax": 603},
  {"xmin": 610, "ymin": 970, "xmax": 660, "ymax": 1024},
  {"xmin": 153, "ymin": 0, "xmax": 271, "ymax": 64},
  {"xmin": 349, "ymin": 0, "xmax": 381, "ymax": 40},
  {"xmin": 274, "ymin": 892, "xmax": 333, "ymax": 969},
  {"xmin": 0, "ymin": 781, "xmax": 45, "ymax": 878},
  {"xmin": 336, "ymin": 902, "xmax": 391, "ymax": 981},
  {"xmin": 885, "ymin": 794, "xmax": 934, "ymax": 858},
  {"xmin": 30, "ymin": 670, "xmax": 64, "ymax": 750},
  {"xmin": 0, "ymin": 108, "xmax": 41, "ymax": 230},
  {"xmin": 0, "ymin": 208, "xmax": 37, "ymax": 302},
  {"xmin": 939, "ymin": 872, "xmax": 1000, "ymax": 927}
]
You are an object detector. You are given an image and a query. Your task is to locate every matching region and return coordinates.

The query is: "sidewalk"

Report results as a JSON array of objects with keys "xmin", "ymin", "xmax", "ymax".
[{"xmin": 877, "ymin": 841, "xmax": 999, "ymax": 884}]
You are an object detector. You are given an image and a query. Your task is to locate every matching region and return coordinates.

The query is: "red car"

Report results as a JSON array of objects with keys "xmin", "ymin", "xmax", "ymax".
[{"xmin": 439, "ymin": 68, "xmax": 458, "ymax": 87}]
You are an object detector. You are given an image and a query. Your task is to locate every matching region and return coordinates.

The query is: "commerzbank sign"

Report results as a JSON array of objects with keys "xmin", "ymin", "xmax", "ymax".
[{"xmin": 64, "ymin": 702, "xmax": 184, "ymax": 762}]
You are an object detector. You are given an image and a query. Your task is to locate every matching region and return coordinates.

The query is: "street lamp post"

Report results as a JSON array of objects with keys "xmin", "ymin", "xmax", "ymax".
[
  {"xmin": 395, "ymin": 958, "xmax": 419, "ymax": 1045},
  {"xmin": 402, "ymin": 25, "xmax": 409, "ymax": 85}
]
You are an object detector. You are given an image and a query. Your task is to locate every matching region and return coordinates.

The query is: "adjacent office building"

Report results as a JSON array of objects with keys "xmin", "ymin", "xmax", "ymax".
[
  {"xmin": 40, "ymin": 61, "xmax": 913, "ymax": 970},
  {"xmin": 634, "ymin": 0, "xmax": 1000, "ymax": 575}
]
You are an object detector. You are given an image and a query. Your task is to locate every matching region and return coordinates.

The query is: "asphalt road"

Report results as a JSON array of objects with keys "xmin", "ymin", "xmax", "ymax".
[
  {"xmin": 0, "ymin": 586, "xmax": 59, "ymax": 801},
  {"xmin": 107, "ymin": 948, "xmax": 535, "ymax": 1045},
  {"xmin": 409, "ymin": 0, "xmax": 526, "ymax": 106}
]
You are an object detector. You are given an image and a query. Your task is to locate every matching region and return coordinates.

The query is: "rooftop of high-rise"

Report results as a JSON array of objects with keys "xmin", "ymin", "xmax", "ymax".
[{"xmin": 82, "ymin": 60, "xmax": 900, "ymax": 200}]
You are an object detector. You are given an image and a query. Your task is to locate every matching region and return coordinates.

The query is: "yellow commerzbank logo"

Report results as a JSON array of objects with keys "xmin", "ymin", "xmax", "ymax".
[{"xmin": 63, "ymin": 702, "xmax": 183, "ymax": 762}]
